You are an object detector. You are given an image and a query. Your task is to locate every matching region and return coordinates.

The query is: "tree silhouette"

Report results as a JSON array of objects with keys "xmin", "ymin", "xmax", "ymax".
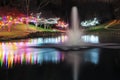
[{"xmin": 37, "ymin": 0, "xmax": 50, "ymax": 11}]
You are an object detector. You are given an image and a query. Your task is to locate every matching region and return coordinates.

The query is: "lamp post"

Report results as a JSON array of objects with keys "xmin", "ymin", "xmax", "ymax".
[
  {"xmin": 26, "ymin": 0, "xmax": 30, "ymax": 30},
  {"xmin": 26, "ymin": 0, "xmax": 30, "ymax": 17}
]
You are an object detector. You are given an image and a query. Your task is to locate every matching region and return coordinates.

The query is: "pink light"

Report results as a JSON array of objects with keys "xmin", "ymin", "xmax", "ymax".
[{"xmin": 56, "ymin": 21, "xmax": 68, "ymax": 28}]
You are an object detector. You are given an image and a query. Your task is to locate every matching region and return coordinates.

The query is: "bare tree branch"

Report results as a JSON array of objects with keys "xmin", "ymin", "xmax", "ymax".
[
  {"xmin": 38, "ymin": 0, "xmax": 47, "ymax": 7},
  {"xmin": 39, "ymin": 1, "xmax": 50, "ymax": 10},
  {"xmin": 37, "ymin": 0, "xmax": 50, "ymax": 11}
]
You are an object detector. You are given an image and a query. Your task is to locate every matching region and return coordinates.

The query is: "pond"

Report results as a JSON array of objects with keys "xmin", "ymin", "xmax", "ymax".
[{"xmin": 0, "ymin": 33, "xmax": 120, "ymax": 80}]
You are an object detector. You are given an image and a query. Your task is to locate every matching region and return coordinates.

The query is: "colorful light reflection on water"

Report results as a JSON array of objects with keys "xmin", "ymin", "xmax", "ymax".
[
  {"xmin": 0, "ymin": 35, "xmax": 67, "ymax": 68},
  {"xmin": 0, "ymin": 48, "xmax": 64, "ymax": 68},
  {"xmin": 0, "ymin": 34, "xmax": 99, "ymax": 68}
]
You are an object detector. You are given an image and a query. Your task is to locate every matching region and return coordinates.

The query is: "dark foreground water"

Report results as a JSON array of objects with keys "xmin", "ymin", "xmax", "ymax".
[{"xmin": 0, "ymin": 34, "xmax": 120, "ymax": 80}]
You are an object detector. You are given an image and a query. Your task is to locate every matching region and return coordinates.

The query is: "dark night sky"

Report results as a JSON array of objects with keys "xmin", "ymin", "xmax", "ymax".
[{"xmin": 0, "ymin": 0, "xmax": 120, "ymax": 21}]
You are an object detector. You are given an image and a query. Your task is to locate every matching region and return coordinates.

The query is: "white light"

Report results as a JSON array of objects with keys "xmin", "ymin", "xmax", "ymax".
[
  {"xmin": 81, "ymin": 18, "xmax": 99, "ymax": 27},
  {"xmin": 29, "ymin": 17, "xmax": 60, "ymax": 25},
  {"xmin": 82, "ymin": 35, "xmax": 99, "ymax": 43}
]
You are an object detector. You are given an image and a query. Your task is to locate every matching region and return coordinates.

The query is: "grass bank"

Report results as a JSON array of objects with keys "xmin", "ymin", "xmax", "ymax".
[{"xmin": 0, "ymin": 24, "xmax": 63, "ymax": 41}]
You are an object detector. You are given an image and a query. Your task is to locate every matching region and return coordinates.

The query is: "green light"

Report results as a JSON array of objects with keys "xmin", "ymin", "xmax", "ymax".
[
  {"xmin": 32, "ymin": 56, "xmax": 34, "ymax": 64},
  {"xmin": 0, "ymin": 60, "xmax": 3, "ymax": 67},
  {"xmin": 10, "ymin": 17, "xmax": 13, "ymax": 20},
  {"xmin": 0, "ymin": 17, "xmax": 2, "ymax": 20}
]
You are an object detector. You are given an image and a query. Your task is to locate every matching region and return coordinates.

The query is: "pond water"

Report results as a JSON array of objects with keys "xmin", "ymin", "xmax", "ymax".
[{"xmin": 0, "ymin": 33, "xmax": 120, "ymax": 80}]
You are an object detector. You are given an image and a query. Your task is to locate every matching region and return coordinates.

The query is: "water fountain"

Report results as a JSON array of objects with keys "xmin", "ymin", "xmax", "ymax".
[
  {"xmin": 29, "ymin": 6, "xmax": 120, "ymax": 50},
  {"xmin": 66, "ymin": 6, "xmax": 84, "ymax": 46}
]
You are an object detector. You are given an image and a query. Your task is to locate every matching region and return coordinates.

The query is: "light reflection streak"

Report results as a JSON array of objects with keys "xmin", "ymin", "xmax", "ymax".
[
  {"xmin": 0, "ymin": 34, "xmax": 99, "ymax": 68},
  {"xmin": 82, "ymin": 35, "xmax": 99, "ymax": 43},
  {"xmin": 0, "ymin": 50, "xmax": 64, "ymax": 68},
  {"xmin": 84, "ymin": 49, "xmax": 99, "ymax": 64},
  {"xmin": 0, "ymin": 35, "xmax": 66, "ymax": 68}
]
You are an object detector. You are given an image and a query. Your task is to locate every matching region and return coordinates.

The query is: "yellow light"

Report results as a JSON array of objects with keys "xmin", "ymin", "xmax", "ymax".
[{"xmin": 8, "ymin": 53, "xmax": 14, "ymax": 68}]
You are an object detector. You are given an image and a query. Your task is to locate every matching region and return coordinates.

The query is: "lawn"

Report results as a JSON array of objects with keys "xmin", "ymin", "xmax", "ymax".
[
  {"xmin": 0, "ymin": 24, "xmax": 60, "ymax": 39},
  {"xmin": 87, "ymin": 20, "xmax": 120, "ymax": 32},
  {"xmin": 28, "ymin": 24, "xmax": 60, "ymax": 32}
]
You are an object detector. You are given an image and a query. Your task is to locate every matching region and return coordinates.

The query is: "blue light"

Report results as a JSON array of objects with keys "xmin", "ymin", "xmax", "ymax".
[{"xmin": 84, "ymin": 49, "xmax": 99, "ymax": 64}]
